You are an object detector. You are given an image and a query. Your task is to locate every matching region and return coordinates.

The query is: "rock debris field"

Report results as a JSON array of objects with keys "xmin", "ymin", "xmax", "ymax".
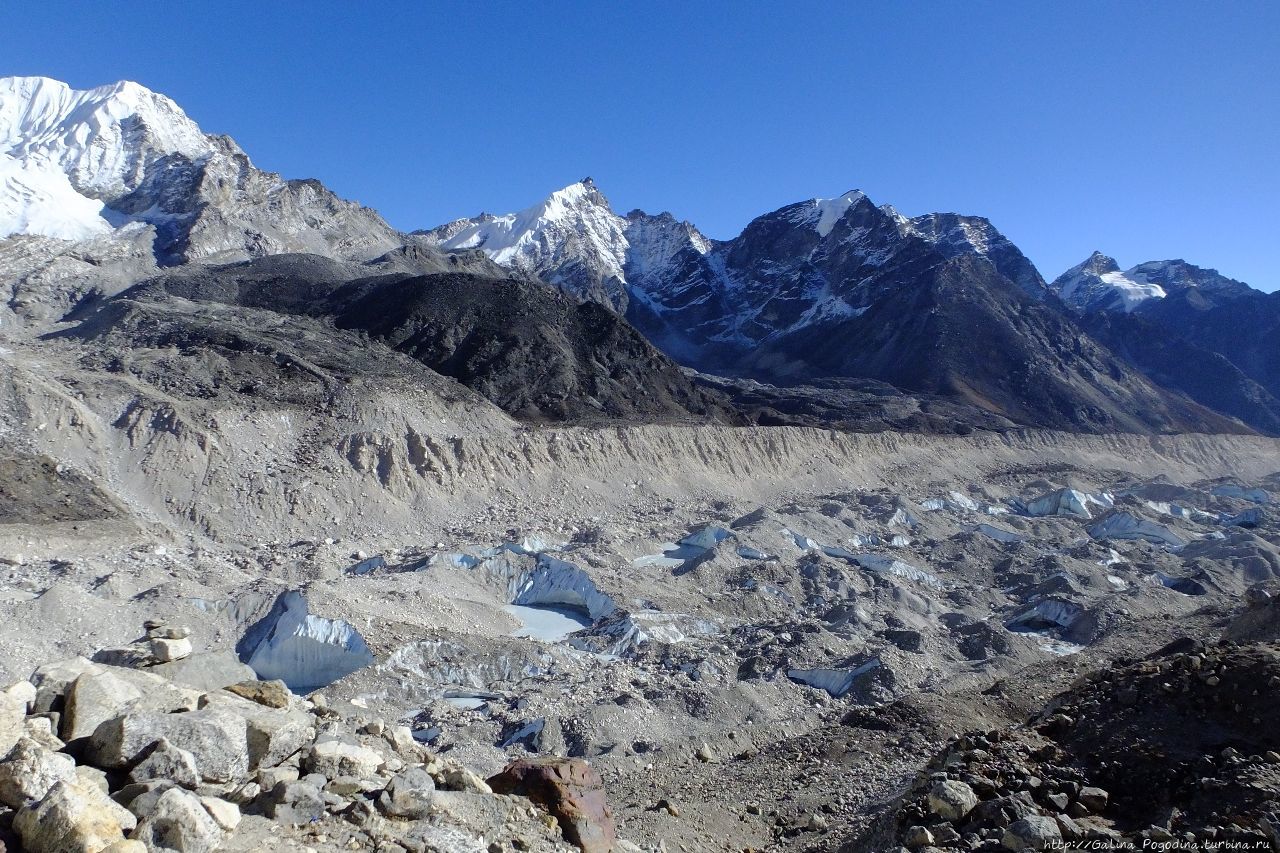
[{"xmin": 2, "ymin": 370, "xmax": 1279, "ymax": 851}]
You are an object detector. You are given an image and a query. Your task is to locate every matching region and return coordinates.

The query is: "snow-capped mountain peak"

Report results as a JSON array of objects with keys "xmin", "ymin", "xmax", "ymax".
[
  {"xmin": 1051, "ymin": 251, "xmax": 1167, "ymax": 313},
  {"xmin": 810, "ymin": 190, "xmax": 866, "ymax": 237},
  {"xmin": 1, "ymin": 76, "xmax": 403, "ymax": 324},
  {"xmin": 423, "ymin": 178, "xmax": 633, "ymax": 307},
  {"xmin": 0, "ymin": 75, "xmax": 218, "ymax": 241}
]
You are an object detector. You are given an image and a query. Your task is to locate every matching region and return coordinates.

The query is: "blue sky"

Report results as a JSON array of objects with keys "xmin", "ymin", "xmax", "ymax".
[{"xmin": 4, "ymin": 1, "xmax": 1277, "ymax": 288}]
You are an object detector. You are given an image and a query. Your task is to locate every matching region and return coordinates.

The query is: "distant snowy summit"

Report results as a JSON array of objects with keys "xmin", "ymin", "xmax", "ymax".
[
  {"xmin": 0, "ymin": 75, "xmax": 401, "ymax": 266},
  {"xmin": 1049, "ymin": 250, "xmax": 1255, "ymax": 314},
  {"xmin": 421, "ymin": 177, "xmax": 1047, "ymax": 336}
]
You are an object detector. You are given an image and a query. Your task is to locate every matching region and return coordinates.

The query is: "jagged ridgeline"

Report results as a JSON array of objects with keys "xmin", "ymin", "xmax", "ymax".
[{"xmin": 0, "ymin": 76, "xmax": 1275, "ymax": 434}]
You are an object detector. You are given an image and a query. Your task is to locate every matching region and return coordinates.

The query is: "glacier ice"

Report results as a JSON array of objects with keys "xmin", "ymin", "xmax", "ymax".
[
  {"xmin": 511, "ymin": 554, "xmax": 617, "ymax": 622},
  {"xmin": 969, "ymin": 524, "xmax": 1023, "ymax": 544},
  {"xmin": 1211, "ymin": 485, "xmax": 1271, "ymax": 505},
  {"xmin": 236, "ymin": 590, "xmax": 375, "ymax": 693},
  {"xmin": 1017, "ymin": 488, "xmax": 1113, "ymax": 520},
  {"xmin": 1086, "ymin": 512, "xmax": 1186, "ymax": 549},
  {"xmin": 786, "ymin": 658, "xmax": 881, "ymax": 698}
]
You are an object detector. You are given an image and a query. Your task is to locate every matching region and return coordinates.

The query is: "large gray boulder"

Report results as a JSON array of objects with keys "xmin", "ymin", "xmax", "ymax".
[
  {"xmin": 13, "ymin": 778, "xmax": 137, "ymax": 853},
  {"xmin": 0, "ymin": 737, "xmax": 77, "ymax": 807},
  {"xmin": 86, "ymin": 708, "xmax": 250, "ymax": 782},
  {"xmin": 149, "ymin": 653, "xmax": 257, "ymax": 691},
  {"xmin": 927, "ymin": 779, "xmax": 979, "ymax": 821},
  {"xmin": 61, "ymin": 668, "xmax": 143, "ymax": 742},
  {"xmin": 303, "ymin": 737, "xmax": 385, "ymax": 779},
  {"xmin": 131, "ymin": 786, "xmax": 227, "ymax": 853},
  {"xmin": 198, "ymin": 692, "xmax": 314, "ymax": 770},
  {"xmin": 1002, "ymin": 815, "xmax": 1063, "ymax": 850},
  {"xmin": 0, "ymin": 690, "xmax": 24, "ymax": 757}
]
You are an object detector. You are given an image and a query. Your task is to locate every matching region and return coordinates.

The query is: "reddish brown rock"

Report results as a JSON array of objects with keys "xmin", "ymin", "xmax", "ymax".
[{"xmin": 487, "ymin": 757, "xmax": 617, "ymax": 853}]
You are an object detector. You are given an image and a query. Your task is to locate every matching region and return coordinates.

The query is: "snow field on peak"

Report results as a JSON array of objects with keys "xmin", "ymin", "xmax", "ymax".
[{"xmin": 0, "ymin": 75, "xmax": 214, "ymax": 242}]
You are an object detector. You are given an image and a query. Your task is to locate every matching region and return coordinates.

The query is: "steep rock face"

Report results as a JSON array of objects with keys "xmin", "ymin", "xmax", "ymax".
[
  {"xmin": 424, "ymin": 183, "xmax": 1242, "ymax": 432},
  {"xmin": 1050, "ymin": 251, "xmax": 1168, "ymax": 314},
  {"xmin": 0, "ymin": 76, "xmax": 401, "ymax": 265},
  {"xmin": 421, "ymin": 179, "xmax": 630, "ymax": 309},
  {"xmin": 891, "ymin": 210, "xmax": 1047, "ymax": 298},
  {"xmin": 747, "ymin": 254, "xmax": 1241, "ymax": 433},
  {"xmin": 1082, "ymin": 309, "xmax": 1280, "ymax": 434},
  {"xmin": 0, "ymin": 76, "xmax": 406, "ymax": 327},
  {"xmin": 1054, "ymin": 255, "xmax": 1280, "ymax": 433}
]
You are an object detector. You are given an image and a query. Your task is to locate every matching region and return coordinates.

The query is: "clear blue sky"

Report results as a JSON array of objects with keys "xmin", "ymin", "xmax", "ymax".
[{"xmin": 4, "ymin": 1, "xmax": 1277, "ymax": 289}]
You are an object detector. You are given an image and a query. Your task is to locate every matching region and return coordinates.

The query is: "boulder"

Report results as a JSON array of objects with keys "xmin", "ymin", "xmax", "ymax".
[
  {"xmin": 198, "ymin": 796, "xmax": 241, "ymax": 832},
  {"xmin": 3, "ymin": 680, "xmax": 37, "ymax": 713},
  {"xmin": 378, "ymin": 765, "xmax": 436, "ymax": 819},
  {"xmin": 148, "ymin": 637, "xmax": 193, "ymax": 663},
  {"xmin": 224, "ymin": 679, "xmax": 292, "ymax": 709},
  {"xmin": 1002, "ymin": 815, "xmax": 1063, "ymax": 850},
  {"xmin": 488, "ymin": 757, "xmax": 618, "ymax": 853},
  {"xmin": 0, "ymin": 691, "xmax": 24, "ymax": 758},
  {"xmin": 263, "ymin": 779, "xmax": 325, "ymax": 825},
  {"xmin": 0, "ymin": 737, "xmax": 77, "ymax": 808},
  {"xmin": 927, "ymin": 779, "xmax": 979, "ymax": 821},
  {"xmin": 903, "ymin": 825, "xmax": 934, "ymax": 849},
  {"xmin": 127, "ymin": 738, "xmax": 201, "ymax": 788},
  {"xmin": 1077, "ymin": 786, "xmax": 1108, "ymax": 813},
  {"xmin": 131, "ymin": 787, "xmax": 225, "ymax": 853},
  {"xmin": 23, "ymin": 715, "xmax": 65, "ymax": 750},
  {"xmin": 86, "ymin": 708, "xmax": 250, "ymax": 782},
  {"xmin": 62, "ymin": 669, "xmax": 143, "ymax": 742},
  {"xmin": 148, "ymin": 652, "xmax": 256, "ymax": 691},
  {"xmin": 29, "ymin": 657, "xmax": 98, "ymax": 714},
  {"xmin": 13, "ymin": 779, "xmax": 136, "ymax": 853},
  {"xmin": 198, "ymin": 692, "xmax": 313, "ymax": 770},
  {"xmin": 304, "ymin": 738, "xmax": 384, "ymax": 779}
]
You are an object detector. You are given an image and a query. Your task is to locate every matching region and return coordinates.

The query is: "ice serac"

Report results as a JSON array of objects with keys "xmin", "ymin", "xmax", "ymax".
[{"xmin": 235, "ymin": 590, "xmax": 375, "ymax": 693}]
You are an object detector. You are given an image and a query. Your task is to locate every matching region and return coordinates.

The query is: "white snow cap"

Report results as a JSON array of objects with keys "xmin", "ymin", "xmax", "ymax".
[
  {"xmin": 430, "ymin": 177, "xmax": 631, "ymax": 283},
  {"xmin": 1053, "ymin": 251, "xmax": 1167, "ymax": 312},
  {"xmin": 0, "ymin": 75, "xmax": 213, "ymax": 241},
  {"xmin": 812, "ymin": 190, "xmax": 866, "ymax": 237}
]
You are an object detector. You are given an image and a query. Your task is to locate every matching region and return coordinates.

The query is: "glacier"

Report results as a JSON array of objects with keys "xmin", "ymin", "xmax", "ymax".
[{"xmin": 235, "ymin": 590, "xmax": 376, "ymax": 693}]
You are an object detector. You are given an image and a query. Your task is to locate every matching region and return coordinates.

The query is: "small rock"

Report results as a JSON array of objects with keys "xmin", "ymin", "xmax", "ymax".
[
  {"xmin": 225, "ymin": 679, "xmax": 292, "ymax": 709},
  {"xmin": 304, "ymin": 739, "xmax": 385, "ymax": 779},
  {"xmin": 199, "ymin": 796, "xmax": 242, "ymax": 831},
  {"xmin": 903, "ymin": 825, "xmax": 934, "ymax": 849},
  {"xmin": 1002, "ymin": 815, "xmax": 1062, "ymax": 850},
  {"xmin": 695, "ymin": 743, "xmax": 715, "ymax": 762},
  {"xmin": 149, "ymin": 637, "xmax": 193, "ymax": 663},
  {"xmin": 378, "ymin": 766, "xmax": 436, "ymax": 819},
  {"xmin": 1044, "ymin": 792, "xmax": 1069, "ymax": 811},
  {"xmin": 128, "ymin": 738, "xmax": 201, "ymax": 788},
  {"xmin": 264, "ymin": 780, "xmax": 325, "ymax": 825},
  {"xmin": 807, "ymin": 812, "xmax": 829, "ymax": 831},
  {"xmin": 928, "ymin": 779, "xmax": 979, "ymax": 821},
  {"xmin": 1077, "ymin": 786, "xmax": 1108, "ymax": 813}
]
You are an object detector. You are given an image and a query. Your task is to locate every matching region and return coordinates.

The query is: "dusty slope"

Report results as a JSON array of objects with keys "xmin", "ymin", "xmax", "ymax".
[{"xmin": 2, "ymin": 330, "xmax": 1278, "ymax": 548}]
